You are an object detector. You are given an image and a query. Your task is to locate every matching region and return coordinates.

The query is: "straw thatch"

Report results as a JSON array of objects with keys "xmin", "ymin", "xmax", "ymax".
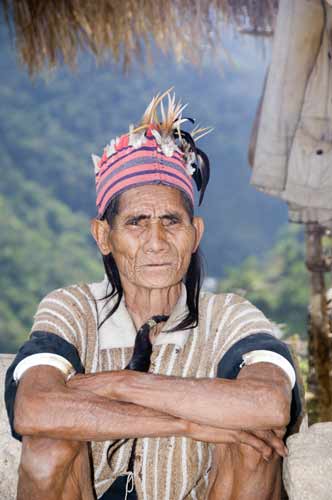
[{"xmin": 1, "ymin": 0, "xmax": 278, "ymax": 75}]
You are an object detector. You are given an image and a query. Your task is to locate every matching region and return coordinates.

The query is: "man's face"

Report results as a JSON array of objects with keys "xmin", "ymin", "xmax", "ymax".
[{"xmin": 100, "ymin": 185, "xmax": 203, "ymax": 290}]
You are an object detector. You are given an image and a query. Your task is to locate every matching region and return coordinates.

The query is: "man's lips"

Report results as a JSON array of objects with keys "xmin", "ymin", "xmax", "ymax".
[{"xmin": 141, "ymin": 263, "xmax": 173, "ymax": 267}]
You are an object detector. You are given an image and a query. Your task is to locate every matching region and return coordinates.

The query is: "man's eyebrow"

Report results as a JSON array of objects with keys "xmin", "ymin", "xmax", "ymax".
[
  {"xmin": 123, "ymin": 214, "xmax": 150, "ymax": 221},
  {"xmin": 159, "ymin": 211, "xmax": 182, "ymax": 219},
  {"xmin": 122, "ymin": 211, "xmax": 183, "ymax": 220}
]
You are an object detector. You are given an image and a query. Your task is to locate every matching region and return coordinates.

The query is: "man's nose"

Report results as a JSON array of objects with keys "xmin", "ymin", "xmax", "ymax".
[{"xmin": 143, "ymin": 221, "xmax": 169, "ymax": 253}]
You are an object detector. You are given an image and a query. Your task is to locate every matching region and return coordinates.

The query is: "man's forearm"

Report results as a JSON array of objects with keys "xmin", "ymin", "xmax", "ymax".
[
  {"xmin": 67, "ymin": 371, "xmax": 288, "ymax": 457},
  {"xmin": 109, "ymin": 365, "xmax": 291, "ymax": 430},
  {"xmin": 14, "ymin": 366, "xmax": 187, "ymax": 442},
  {"xmin": 14, "ymin": 367, "xmax": 289, "ymax": 456}
]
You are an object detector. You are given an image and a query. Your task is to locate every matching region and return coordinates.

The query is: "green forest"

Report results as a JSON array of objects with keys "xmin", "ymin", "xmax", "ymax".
[
  {"xmin": 219, "ymin": 225, "xmax": 308, "ymax": 336},
  {"xmin": 0, "ymin": 28, "xmax": 310, "ymax": 352}
]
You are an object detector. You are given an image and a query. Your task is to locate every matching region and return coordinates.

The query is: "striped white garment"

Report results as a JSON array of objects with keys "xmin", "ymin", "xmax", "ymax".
[{"xmin": 27, "ymin": 277, "xmax": 278, "ymax": 499}]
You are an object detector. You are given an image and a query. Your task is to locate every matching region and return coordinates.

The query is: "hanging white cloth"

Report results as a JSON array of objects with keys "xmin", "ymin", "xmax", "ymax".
[{"xmin": 250, "ymin": 0, "xmax": 332, "ymax": 228}]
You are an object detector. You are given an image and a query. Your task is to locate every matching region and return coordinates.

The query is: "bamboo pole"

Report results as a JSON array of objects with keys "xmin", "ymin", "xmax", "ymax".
[{"xmin": 305, "ymin": 222, "xmax": 332, "ymax": 421}]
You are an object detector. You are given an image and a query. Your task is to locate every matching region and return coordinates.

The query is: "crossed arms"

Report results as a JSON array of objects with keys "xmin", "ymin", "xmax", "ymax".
[{"xmin": 13, "ymin": 362, "xmax": 291, "ymax": 457}]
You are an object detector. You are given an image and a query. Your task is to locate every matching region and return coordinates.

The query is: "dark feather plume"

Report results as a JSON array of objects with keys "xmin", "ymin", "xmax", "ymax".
[
  {"xmin": 192, "ymin": 163, "xmax": 202, "ymax": 191},
  {"xmin": 173, "ymin": 127, "xmax": 210, "ymax": 205},
  {"xmin": 174, "ymin": 129, "xmax": 197, "ymax": 152},
  {"xmin": 182, "ymin": 117, "xmax": 196, "ymax": 125},
  {"xmin": 196, "ymin": 148, "xmax": 210, "ymax": 206}
]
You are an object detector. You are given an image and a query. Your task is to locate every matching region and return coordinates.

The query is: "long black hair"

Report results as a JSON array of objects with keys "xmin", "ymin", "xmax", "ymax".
[{"xmin": 99, "ymin": 190, "xmax": 204, "ymax": 332}]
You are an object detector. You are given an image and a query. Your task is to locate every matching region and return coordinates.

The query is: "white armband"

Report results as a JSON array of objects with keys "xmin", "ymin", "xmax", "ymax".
[
  {"xmin": 13, "ymin": 353, "xmax": 76, "ymax": 383},
  {"xmin": 241, "ymin": 350, "xmax": 296, "ymax": 388}
]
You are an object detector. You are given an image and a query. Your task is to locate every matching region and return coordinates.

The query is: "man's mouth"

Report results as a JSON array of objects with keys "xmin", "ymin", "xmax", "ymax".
[{"xmin": 144, "ymin": 263, "xmax": 172, "ymax": 267}]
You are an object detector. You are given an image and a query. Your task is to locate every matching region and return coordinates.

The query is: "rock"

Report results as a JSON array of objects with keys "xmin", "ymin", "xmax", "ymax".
[
  {"xmin": 0, "ymin": 354, "xmax": 20, "ymax": 500},
  {"xmin": 283, "ymin": 419, "xmax": 332, "ymax": 500}
]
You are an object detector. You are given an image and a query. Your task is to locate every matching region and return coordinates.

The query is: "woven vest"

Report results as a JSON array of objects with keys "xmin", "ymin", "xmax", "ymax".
[{"xmin": 30, "ymin": 281, "xmax": 273, "ymax": 499}]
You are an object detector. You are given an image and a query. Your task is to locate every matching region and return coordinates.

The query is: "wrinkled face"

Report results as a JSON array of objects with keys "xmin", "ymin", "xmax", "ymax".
[{"xmin": 104, "ymin": 185, "xmax": 203, "ymax": 290}]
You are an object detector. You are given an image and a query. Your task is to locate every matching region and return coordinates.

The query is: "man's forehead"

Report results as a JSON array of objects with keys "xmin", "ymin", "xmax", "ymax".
[{"xmin": 117, "ymin": 185, "xmax": 188, "ymax": 215}]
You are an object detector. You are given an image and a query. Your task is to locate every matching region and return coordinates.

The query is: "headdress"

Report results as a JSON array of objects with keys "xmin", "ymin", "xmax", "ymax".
[{"xmin": 92, "ymin": 89, "xmax": 212, "ymax": 219}]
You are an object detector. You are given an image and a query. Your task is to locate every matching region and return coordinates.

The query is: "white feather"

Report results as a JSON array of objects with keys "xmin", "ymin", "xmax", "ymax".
[
  {"xmin": 151, "ymin": 128, "xmax": 162, "ymax": 144},
  {"xmin": 91, "ymin": 154, "xmax": 101, "ymax": 173},
  {"xmin": 160, "ymin": 99, "xmax": 166, "ymax": 124},
  {"xmin": 160, "ymin": 135, "xmax": 180, "ymax": 157},
  {"xmin": 173, "ymin": 118, "xmax": 191, "ymax": 128},
  {"xmin": 105, "ymin": 140, "xmax": 116, "ymax": 157},
  {"xmin": 185, "ymin": 164, "xmax": 196, "ymax": 176},
  {"xmin": 185, "ymin": 151, "xmax": 196, "ymax": 176},
  {"xmin": 131, "ymin": 131, "xmax": 146, "ymax": 149},
  {"xmin": 192, "ymin": 127, "xmax": 214, "ymax": 142}
]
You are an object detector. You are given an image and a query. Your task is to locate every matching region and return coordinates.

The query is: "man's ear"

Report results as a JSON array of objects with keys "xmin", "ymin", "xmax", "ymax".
[
  {"xmin": 90, "ymin": 218, "xmax": 112, "ymax": 256},
  {"xmin": 192, "ymin": 216, "xmax": 204, "ymax": 252}
]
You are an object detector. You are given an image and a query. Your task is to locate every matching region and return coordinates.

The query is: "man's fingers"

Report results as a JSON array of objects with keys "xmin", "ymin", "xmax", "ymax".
[
  {"xmin": 238, "ymin": 431, "xmax": 273, "ymax": 460},
  {"xmin": 187, "ymin": 423, "xmax": 288, "ymax": 460},
  {"xmin": 252, "ymin": 430, "xmax": 287, "ymax": 458},
  {"xmin": 273, "ymin": 427, "xmax": 287, "ymax": 439}
]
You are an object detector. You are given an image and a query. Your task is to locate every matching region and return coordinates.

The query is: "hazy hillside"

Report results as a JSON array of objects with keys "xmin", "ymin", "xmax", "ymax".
[
  {"xmin": 219, "ymin": 225, "xmax": 308, "ymax": 336},
  {"xmin": 0, "ymin": 27, "xmax": 294, "ymax": 350},
  {"xmin": 1, "ymin": 29, "xmax": 287, "ymax": 268}
]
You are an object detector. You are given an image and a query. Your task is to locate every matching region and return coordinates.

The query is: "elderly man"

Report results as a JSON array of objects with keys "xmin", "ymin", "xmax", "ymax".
[{"xmin": 5, "ymin": 91, "xmax": 300, "ymax": 500}]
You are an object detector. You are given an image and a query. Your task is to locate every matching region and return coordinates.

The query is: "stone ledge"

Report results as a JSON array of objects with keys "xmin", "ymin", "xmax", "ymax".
[
  {"xmin": 0, "ymin": 354, "xmax": 20, "ymax": 500},
  {"xmin": 283, "ymin": 420, "xmax": 332, "ymax": 500}
]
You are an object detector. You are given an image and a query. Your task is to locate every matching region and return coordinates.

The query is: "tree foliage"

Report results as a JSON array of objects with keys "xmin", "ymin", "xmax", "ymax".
[
  {"xmin": 0, "ymin": 168, "xmax": 103, "ymax": 352},
  {"xmin": 219, "ymin": 225, "xmax": 309, "ymax": 337}
]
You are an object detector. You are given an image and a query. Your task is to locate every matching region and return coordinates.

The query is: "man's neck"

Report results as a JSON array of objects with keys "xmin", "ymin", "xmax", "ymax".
[{"xmin": 122, "ymin": 280, "xmax": 182, "ymax": 331}]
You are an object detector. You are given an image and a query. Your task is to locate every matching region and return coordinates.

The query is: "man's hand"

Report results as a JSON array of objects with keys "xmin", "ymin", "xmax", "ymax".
[
  {"xmin": 187, "ymin": 421, "xmax": 287, "ymax": 461},
  {"xmin": 247, "ymin": 428, "xmax": 287, "ymax": 458}
]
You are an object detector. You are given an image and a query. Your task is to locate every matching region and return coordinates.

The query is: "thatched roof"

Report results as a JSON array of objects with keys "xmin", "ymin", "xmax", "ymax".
[{"xmin": 1, "ymin": 0, "xmax": 278, "ymax": 75}]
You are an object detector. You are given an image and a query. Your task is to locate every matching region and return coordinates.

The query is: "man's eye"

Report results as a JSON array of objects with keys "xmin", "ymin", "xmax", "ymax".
[
  {"xmin": 127, "ymin": 219, "xmax": 139, "ymax": 226},
  {"xmin": 162, "ymin": 218, "xmax": 179, "ymax": 226},
  {"xmin": 126, "ymin": 218, "xmax": 146, "ymax": 227}
]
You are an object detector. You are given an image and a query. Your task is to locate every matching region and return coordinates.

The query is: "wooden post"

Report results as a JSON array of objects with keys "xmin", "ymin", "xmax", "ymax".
[{"xmin": 305, "ymin": 222, "xmax": 332, "ymax": 421}]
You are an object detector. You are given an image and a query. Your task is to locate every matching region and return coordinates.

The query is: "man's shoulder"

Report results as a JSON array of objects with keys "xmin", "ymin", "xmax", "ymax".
[
  {"xmin": 38, "ymin": 277, "xmax": 107, "ymax": 312},
  {"xmin": 199, "ymin": 289, "xmax": 258, "ymax": 312},
  {"xmin": 199, "ymin": 289, "xmax": 273, "ymax": 343},
  {"xmin": 42, "ymin": 282, "xmax": 90, "ymax": 301}
]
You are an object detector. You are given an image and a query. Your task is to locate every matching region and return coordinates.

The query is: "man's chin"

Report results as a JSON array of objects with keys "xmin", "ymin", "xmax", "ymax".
[{"xmin": 136, "ymin": 270, "xmax": 180, "ymax": 289}]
